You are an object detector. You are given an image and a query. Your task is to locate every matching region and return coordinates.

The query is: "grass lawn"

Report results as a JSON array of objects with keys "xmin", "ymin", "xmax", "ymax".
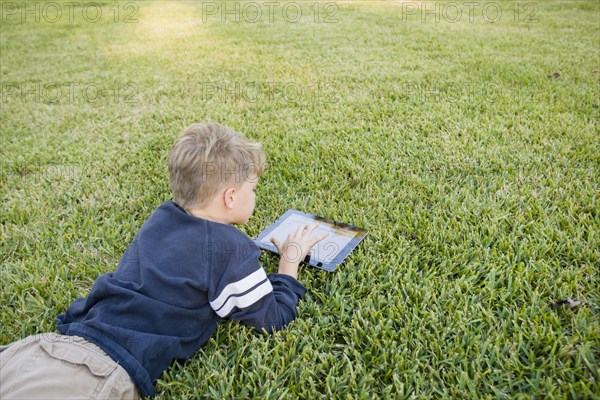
[{"xmin": 1, "ymin": 0, "xmax": 599, "ymax": 398}]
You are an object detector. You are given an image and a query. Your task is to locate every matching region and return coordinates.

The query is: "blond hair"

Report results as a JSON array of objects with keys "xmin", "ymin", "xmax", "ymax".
[{"xmin": 168, "ymin": 123, "xmax": 265, "ymax": 209}]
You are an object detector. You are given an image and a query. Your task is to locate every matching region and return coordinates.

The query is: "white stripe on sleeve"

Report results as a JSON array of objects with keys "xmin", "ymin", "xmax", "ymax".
[
  {"xmin": 210, "ymin": 268, "xmax": 270, "ymax": 313},
  {"xmin": 212, "ymin": 280, "xmax": 273, "ymax": 318}
]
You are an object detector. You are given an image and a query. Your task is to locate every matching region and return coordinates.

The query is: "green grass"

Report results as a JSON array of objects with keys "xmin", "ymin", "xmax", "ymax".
[{"xmin": 1, "ymin": 0, "xmax": 599, "ymax": 398}]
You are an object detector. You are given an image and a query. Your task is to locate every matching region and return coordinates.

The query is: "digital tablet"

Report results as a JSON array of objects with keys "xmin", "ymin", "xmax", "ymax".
[{"xmin": 255, "ymin": 209, "xmax": 368, "ymax": 272}]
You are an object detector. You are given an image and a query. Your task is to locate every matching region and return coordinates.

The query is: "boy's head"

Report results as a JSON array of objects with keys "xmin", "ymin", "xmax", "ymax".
[{"xmin": 168, "ymin": 123, "xmax": 265, "ymax": 222}]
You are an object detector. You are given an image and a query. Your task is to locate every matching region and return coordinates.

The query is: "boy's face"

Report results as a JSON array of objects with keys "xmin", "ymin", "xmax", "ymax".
[{"xmin": 231, "ymin": 175, "xmax": 259, "ymax": 225}]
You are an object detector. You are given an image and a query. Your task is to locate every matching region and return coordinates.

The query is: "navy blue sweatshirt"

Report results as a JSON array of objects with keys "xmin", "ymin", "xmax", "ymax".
[{"xmin": 56, "ymin": 201, "xmax": 307, "ymax": 398}]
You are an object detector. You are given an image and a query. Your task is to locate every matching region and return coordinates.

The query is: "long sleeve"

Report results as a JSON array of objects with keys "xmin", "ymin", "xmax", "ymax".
[{"xmin": 208, "ymin": 244, "xmax": 307, "ymax": 333}]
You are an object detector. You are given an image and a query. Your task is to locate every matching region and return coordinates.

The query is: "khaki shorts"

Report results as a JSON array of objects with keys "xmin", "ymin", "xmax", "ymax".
[{"xmin": 0, "ymin": 333, "xmax": 139, "ymax": 400}]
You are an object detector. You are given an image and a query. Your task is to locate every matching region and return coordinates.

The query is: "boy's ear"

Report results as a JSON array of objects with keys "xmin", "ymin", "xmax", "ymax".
[{"xmin": 223, "ymin": 187, "xmax": 236, "ymax": 209}]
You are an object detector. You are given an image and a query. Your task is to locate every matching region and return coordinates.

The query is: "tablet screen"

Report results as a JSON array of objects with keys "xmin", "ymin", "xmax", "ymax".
[{"xmin": 255, "ymin": 210, "xmax": 367, "ymax": 271}]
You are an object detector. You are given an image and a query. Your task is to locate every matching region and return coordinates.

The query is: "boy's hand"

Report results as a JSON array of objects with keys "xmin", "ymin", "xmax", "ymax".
[{"xmin": 270, "ymin": 223, "xmax": 329, "ymax": 280}]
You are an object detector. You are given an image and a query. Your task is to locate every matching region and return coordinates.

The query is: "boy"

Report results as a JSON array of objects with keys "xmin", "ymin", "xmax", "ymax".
[{"xmin": 0, "ymin": 123, "xmax": 328, "ymax": 399}]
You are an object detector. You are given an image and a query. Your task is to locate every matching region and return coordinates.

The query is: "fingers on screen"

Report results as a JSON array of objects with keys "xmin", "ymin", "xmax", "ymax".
[
  {"xmin": 295, "ymin": 224, "xmax": 307, "ymax": 236},
  {"xmin": 306, "ymin": 223, "xmax": 320, "ymax": 235},
  {"xmin": 270, "ymin": 237, "xmax": 281, "ymax": 251},
  {"xmin": 310, "ymin": 231, "xmax": 329, "ymax": 246}
]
